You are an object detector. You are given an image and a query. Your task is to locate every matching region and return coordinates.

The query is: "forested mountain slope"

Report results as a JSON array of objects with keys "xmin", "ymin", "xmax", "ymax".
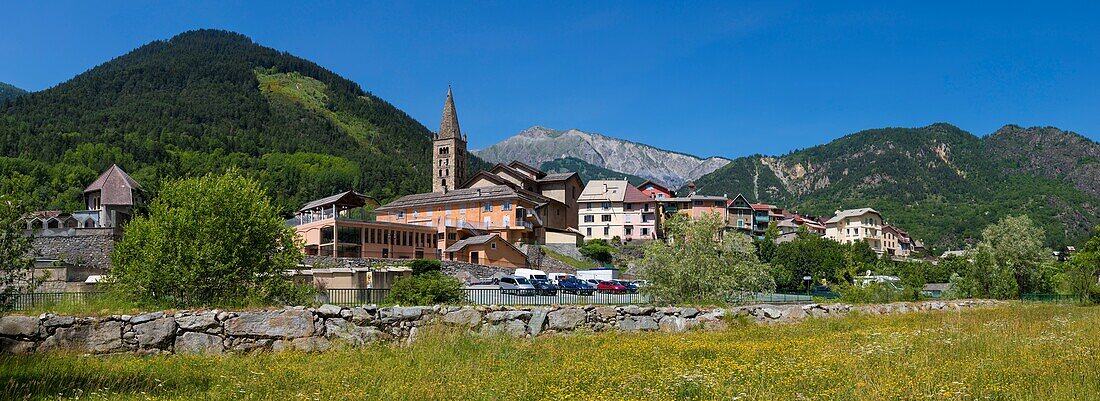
[
  {"xmin": 0, "ymin": 82, "xmax": 26, "ymax": 103},
  {"xmin": 691, "ymin": 123, "xmax": 1100, "ymax": 249},
  {"xmin": 0, "ymin": 30, "xmax": 489, "ymax": 213}
]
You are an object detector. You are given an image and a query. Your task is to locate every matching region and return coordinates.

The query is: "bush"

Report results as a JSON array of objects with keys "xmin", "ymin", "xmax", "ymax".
[
  {"xmin": 385, "ymin": 271, "xmax": 465, "ymax": 305},
  {"xmin": 1, "ymin": 196, "xmax": 38, "ymax": 311},
  {"xmin": 110, "ymin": 170, "xmax": 308, "ymax": 307},
  {"xmin": 579, "ymin": 239, "xmax": 614, "ymax": 265},
  {"xmin": 637, "ymin": 214, "xmax": 775, "ymax": 305},
  {"xmin": 407, "ymin": 259, "xmax": 443, "ymax": 276}
]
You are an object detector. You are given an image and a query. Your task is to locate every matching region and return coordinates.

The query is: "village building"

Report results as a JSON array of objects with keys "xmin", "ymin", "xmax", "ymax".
[
  {"xmin": 638, "ymin": 180, "xmax": 674, "ymax": 200},
  {"xmin": 443, "ymin": 234, "xmax": 529, "ymax": 267},
  {"xmin": 825, "ymin": 208, "xmax": 886, "ymax": 255},
  {"xmin": 726, "ymin": 194, "xmax": 755, "ymax": 234},
  {"xmin": 577, "ymin": 180, "xmax": 658, "ymax": 243},
  {"xmin": 882, "ymin": 224, "xmax": 913, "ymax": 258},
  {"xmin": 290, "ymin": 191, "xmax": 440, "ymax": 260},
  {"xmin": 370, "ymin": 88, "xmax": 583, "ymax": 267}
]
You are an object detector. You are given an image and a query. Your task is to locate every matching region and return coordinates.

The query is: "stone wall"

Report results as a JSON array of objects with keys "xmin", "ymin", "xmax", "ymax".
[
  {"xmin": 31, "ymin": 229, "xmax": 120, "ymax": 270},
  {"xmin": 0, "ymin": 300, "xmax": 1000, "ymax": 355}
]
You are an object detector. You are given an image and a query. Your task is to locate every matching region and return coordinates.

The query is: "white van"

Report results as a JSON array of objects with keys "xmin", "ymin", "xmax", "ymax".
[
  {"xmin": 547, "ymin": 272, "xmax": 572, "ymax": 284},
  {"xmin": 514, "ymin": 268, "xmax": 549, "ymax": 281}
]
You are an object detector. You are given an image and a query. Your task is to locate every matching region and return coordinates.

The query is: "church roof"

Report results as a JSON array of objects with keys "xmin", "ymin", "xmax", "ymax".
[
  {"xmin": 83, "ymin": 164, "xmax": 141, "ymax": 206},
  {"xmin": 438, "ymin": 86, "xmax": 462, "ymax": 140}
]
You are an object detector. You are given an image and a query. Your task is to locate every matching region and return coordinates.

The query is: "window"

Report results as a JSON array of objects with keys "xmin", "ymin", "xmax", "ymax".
[
  {"xmin": 642, "ymin": 215, "xmax": 651, "ymax": 223},
  {"xmin": 583, "ymin": 215, "xmax": 594, "ymax": 223},
  {"xmin": 586, "ymin": 227, "xmax": 592, "ymax": 236},
  {"xmin": 737, "ymin": 220, "xmax": 744, "ymax": 227},
  {"xmin": 482, "ymin": 202, "xmax": 492, "ymax": 212},
  {"xmin": 586, "ymin": 202, "xmax": 592, "ymax": 210},
  {"xmin": 641, "ymin": 228, "xmax": 649, "ymax": 236},
  {"xmin": 625, "ymin": 203, "xmax": 633, "ymax": 210},
  {"xmin": 643, "ymin": 203, "xmax": 650, "ymax": 211},
  {"xmin": 396, "ymin": 211, "xmax": 405, "ymax": 219},
  {"xmin": 412, "ymin": 210, "xmax": 418, "ymax": 219},
  {"xmin": 503, "ymin": 200, "xmax": 512, "ymax": 211},
  {"xmin": 491, "ymin": 242, "xmax": 497, "ymax": 249},
  {"xmin": 503, "ymin": 215, "xmax": 511, "ymax": 227},
  {"xmin": 484, "ymin": 216, "xmax": 492, "ymax": 228},
  {"xmin": 603, "ymin": 227, "xmax": 610, "ymax": 236},
  {"xmin": 439, "ymin": 147, "xmax": 449, "ymax": 155},
  {"xmin": 625, "ymin": 227, "xmax": 633, "ymax": 236},
  {"xmin": 714, "ymin": 201, "xmax": 723, "ymax": 207},
  {"xmin": 601, "ymin": 215, "xmax": 612, "ymax": 222},
  {"xmin": 693, "ymin": 201, "xmax": 704, "ymax": 206},
  {"xmin": 656, "ymin": 194, "xmax": 665, "ymax": 199},
  {"xmin": 601, "ymin": 202, "xmax": 611, "ymax": 210}
]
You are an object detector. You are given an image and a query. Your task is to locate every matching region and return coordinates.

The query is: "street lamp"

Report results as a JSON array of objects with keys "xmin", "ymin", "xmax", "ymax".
[{"xmin": 803, "ymin": 275, "xmax": 813, "ymax": 296}]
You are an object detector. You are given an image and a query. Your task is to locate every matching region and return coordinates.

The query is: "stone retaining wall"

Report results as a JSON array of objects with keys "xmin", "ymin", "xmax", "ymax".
[{"xmin": 0, "ymin": 300, "xmax": 1000, "ymax": 355}]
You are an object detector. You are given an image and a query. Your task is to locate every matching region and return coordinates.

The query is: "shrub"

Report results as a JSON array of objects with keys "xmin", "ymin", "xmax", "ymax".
[
  {"xmin": 579, "ymin": 239, "xmax": 614, "ymax": 265},
  {"xmin": 385, "ymin": 271, "xmax": 465, "ymax": 305},
  {"xmin": 0, "ymin": 196, "xmax": 39, "ymax": 311},
  {"xmin": 110, "ymin": 170, "xmax": 309, "ymax": 307},
  {"xmin": 637, "ymin": 213, "xmax": 775, "ymax": 305},
  {"xmin": 407, "ymin": 259, "xmax": 443, "ymax": 276}
]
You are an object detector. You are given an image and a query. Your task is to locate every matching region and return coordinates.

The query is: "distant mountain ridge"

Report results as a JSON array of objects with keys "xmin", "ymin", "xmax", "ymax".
[
  {"xmin": 690, "ymin": 123, "xmax": 1100, "ymax": 249},
  {"xmin": 474, "ymin": 126, "xmax": 728, "ymax": 189},
  {"xmin": 0, "ymin": 82, "xmax": 27, "ymax": 102},
  {"xmin": 540, "ymin": 157, "xmax": 647, "ymax": 186}
]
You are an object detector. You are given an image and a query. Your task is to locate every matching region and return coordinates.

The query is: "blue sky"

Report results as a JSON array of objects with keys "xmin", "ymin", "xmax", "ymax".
[{"xmin": 2, "ymin": 1, "xmax": 1098, "ymax": 158}]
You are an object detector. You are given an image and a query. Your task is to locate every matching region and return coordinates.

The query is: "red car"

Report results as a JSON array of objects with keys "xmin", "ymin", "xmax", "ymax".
[{"xmin": 596, "ymin": 280, "xmax": 627, "ymax": 294}]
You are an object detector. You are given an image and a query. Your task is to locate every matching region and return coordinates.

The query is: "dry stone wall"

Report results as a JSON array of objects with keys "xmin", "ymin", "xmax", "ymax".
[{"xmin": 0, "ymin": 300, "xmax": 1000, "ymax": 355}]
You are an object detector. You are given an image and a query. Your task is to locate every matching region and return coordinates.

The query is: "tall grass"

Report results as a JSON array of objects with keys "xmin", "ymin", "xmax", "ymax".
[{"xmin": 3, "ymin": 304, "xmax": 1098, "ymax": 400}]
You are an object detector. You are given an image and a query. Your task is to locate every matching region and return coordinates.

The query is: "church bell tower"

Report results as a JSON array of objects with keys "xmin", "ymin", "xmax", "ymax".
[{"xmin": 433, "ymin": 86, "xmax": 466, "ymax": 193}]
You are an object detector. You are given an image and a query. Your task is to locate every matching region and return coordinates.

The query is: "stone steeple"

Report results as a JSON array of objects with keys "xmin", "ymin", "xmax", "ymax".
[
  {"xmin": 438, "ymin": 86, "xmax": 461, "ymax": 140},
  {"xmin": 432, "ymin": 86, "xmax": 467, "ymax": 193}
]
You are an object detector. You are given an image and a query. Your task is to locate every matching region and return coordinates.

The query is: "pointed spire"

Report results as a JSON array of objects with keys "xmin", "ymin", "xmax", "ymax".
[{"xmin": 438, "ymin": 86, "xmax": 462, "ymax": 140}]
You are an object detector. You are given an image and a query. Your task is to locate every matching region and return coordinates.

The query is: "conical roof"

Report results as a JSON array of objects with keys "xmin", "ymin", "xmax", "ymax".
[
  {"xmin": 84, "ymin": 164, "xmax": 142, "ymax": 205},
  {"xmin": 438, "ymin": 86, "xmax": 462, "ymax": 139}
]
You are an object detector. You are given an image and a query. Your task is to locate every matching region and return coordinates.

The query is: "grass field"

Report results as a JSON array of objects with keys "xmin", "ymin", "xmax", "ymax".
[{"xmin": 3, "ymin": 304, "xmax": 1098, "ymax": 400}]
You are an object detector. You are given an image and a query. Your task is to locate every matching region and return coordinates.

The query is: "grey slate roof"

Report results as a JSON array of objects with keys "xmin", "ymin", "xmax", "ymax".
[
  {"xmin": 825, "ymin": 208, "xmax": 881, "ymax": 224},
  {"xmin": 375, "ymin": 184, "xmax": 559, "ymax": 212},
  {"xmin": 83, "ymin": 164, "xmax": 141, "ymax": 206},
  {"xmin": 443, "ymin": 234, "xmax": 497, "ymax": 252}
]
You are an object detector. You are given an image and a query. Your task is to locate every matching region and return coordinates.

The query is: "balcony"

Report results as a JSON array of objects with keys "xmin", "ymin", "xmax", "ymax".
[{"xmin": 754, "ymin": 215, "xmax": 770, "ymax": 223}]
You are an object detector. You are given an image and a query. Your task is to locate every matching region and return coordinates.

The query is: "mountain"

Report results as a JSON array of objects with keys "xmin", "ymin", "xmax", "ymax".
[
  {"xmin": 690, "ymin": 123, "xmax": 1100, "ymax": 249},
  {"xmin": 474, "ymin": 126, "xmax": 728, "ymax": 189},
  {"xmin": 0, "ymin": 29, "xmax": 489, "ymax": 213},
  {"xmin": 540, "ymin": 157, "xmax": 647, "ymax": 186},
  {"xmin": 0, "ymin": 82, "xmax": 27, "ymax": 102}
]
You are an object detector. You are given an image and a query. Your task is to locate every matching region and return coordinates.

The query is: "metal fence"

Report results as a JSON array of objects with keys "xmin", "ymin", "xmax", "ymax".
[{"xmin": 5, "ymin": 291, "xmax": 105, "ymax": 311}]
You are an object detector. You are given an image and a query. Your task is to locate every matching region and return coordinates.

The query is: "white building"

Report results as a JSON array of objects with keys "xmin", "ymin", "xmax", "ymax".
[
  {"xmin": 577, "ymin": 180, "xmax": 658, "ymax": 243},
  {"xmin": 825, "ymin": 208, "xmax": 885, "ymax": 254}
]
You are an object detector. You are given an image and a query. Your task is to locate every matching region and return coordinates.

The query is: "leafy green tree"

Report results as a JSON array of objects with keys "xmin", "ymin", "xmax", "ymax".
[
  {"xmin": 754, "ymin": 221, "xmax": 780, "ymax": 264},
  {"xmin": 110, "ymin": 170, "xmax": 307, "ymax": 307},
  {"xmin": 638, "ymin": 214, "xmax": 775, "ymax": 304},
  {"xmin": 0, "ymin": 197, "xmax": 38, "ymax": 311},
  {"xmin": 579, "ymin": 238, "xmax": 615, "ymax": 265},
  {"xmin": 385, "ymin": 271, "xmax": 465, "ymax": 305},
  {"xmin": 1067, "ymin": 226, "xmax": 1100, "ymax": 304},
  {"xmin": 772, "ymin": 233, "xmax": 847, "ymax": 290},
  {"xmin": 951, "ymin": 215, "xmax": 1052, "ymax": 299}
]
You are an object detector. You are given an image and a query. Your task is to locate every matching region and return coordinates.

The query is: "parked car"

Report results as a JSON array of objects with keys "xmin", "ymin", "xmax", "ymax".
[
  {"xmin": 498, "ymin": 275, "xmax": 535, "ymax": 296},
  {"xmin": 613, "ymin": 280, "xmax": 639, "ymax": 294},
  {"xmin": 530, "ymin": 278, "xmax": 559, "ymax": 296},
  {"xmin": 596, "ymin": 280, "xmax": 627, "ymax": 294},
  {"xmin": 585, "ymin": 279, "xmax": 602, "ymax": 288},
  {"xmin": 558, "ymin": 277, "xmax": 595, "ymax": 295}
]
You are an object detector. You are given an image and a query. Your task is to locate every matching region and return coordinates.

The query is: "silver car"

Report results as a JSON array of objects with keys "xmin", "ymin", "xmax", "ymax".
[{"xmin": 498, "ymin": 275, "xmax": 535, "ymax": 296}]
